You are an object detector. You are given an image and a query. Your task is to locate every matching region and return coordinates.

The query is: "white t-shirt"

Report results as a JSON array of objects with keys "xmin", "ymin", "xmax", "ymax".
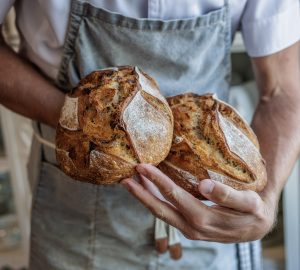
[{"xmin": 1, "ymin": 0, "xmax": 300, "ymax": 80}]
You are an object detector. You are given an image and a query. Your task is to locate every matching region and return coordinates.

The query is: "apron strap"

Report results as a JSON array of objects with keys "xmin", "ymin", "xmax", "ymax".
[
  {"xmin": 32, "ymin": 121, "xmax": 56, "ymax": 149},
  {"xmin": 155, "ymin": 218, "xmax": 182, "ymax": 260},
  {"xmin": 32, "ymin": 122, "xmax": 57, "ymax": 165},
  {"xmin": 33, "ymin": 131, "xmax": 56, "ymax": 149}
]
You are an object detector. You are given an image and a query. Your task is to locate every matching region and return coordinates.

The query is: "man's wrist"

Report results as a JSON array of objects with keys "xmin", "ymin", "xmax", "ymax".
[
  {"xmin": 48, "ymin": 91, "xmax": 65, "ymax": 128},
  {"xmin": 261, "ymin": 179, "xmax": 281, "ymax": 207}
]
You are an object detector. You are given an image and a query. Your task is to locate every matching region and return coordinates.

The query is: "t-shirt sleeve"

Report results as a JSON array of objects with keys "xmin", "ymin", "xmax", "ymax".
[
  {"xmin": 241, "ymin": 0, "xmax": 300, "ymax": 57},
  {"xmin": 0, "ymin": 0, "xmax": 15, "ymax": 24}
]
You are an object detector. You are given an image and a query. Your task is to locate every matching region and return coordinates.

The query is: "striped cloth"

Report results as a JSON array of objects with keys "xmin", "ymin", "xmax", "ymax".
[
  {"xmin": 237, "ymin": 241, "xmax": 262, "ymax": 270},
  {"xmin": 156, "ymin": 218, "xmax": 263, "ymax": 270}
]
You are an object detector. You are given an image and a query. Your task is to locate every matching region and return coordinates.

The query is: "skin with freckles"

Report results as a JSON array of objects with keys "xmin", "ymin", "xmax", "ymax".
[{"xmin": 122, "ymin": 42, "xmax": 300, "ymax": 243}]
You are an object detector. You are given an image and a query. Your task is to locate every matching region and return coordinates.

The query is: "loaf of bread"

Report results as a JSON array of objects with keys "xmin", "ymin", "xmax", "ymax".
[
  {"xmin": 56, "ymin": 66, "xmax": 173, "ymax": 184},
  {"xmin": 159, "ymin": 93, "xmax": 267, "ymax": 198}
]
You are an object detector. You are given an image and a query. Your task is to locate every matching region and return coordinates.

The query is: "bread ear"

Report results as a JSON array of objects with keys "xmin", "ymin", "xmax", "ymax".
[
  {"xmin": 59, "ymin": 96, "xmax": 79, "ymax": 131},
  {"xmin": 122, "ymin": 91, "xmax": 173, "ymax": 164}
]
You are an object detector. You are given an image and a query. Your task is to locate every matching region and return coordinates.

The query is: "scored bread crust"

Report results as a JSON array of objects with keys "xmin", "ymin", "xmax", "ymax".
[
  {"xmin": 56, "ymin": 66, "xmax": 173, "ymax": 185},
  {"xmin": 159, "ymin": 93, "xmax": 267, "ymax": 199}
]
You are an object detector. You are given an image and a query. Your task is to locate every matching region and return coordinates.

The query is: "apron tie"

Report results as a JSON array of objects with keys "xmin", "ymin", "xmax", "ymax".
[
  {"xmin": 155, "ymin": 218, "xmax": 182, "ymax": 260},
  {"xmin": 34, "ymin": 131, "xmax": 56, "ymax": 149}
]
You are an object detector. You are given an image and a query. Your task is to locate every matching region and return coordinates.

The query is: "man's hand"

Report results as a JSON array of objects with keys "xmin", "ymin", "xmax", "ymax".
[
  {"xmin": 122, "ymin": 164, "xmax": 276, "ymax": 243},
  {"xmin": 122, "ymin": 42, "xmax": 300, "ymax": 243}
]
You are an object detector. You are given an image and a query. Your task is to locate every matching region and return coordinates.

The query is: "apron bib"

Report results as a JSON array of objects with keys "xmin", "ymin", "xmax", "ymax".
[{"xmin": 29, "ymin": 1, "xmax": 260, "ymax": 269}]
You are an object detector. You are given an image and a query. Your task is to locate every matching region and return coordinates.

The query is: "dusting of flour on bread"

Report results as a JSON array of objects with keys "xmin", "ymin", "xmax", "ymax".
[
  {"xmin": 123, "ymin": 91, "xmax": 171, "ymax": 164},
  {"xmin": 217, "ymin": 111, "xmax": 263, "ymax": 177},
  {"xmin": 59, "ymin": 96, "xmax": 79, "ymax": 131},
  {"xmin": 207, "ymin": 170, "xmax": 226, "ymax": 184}
]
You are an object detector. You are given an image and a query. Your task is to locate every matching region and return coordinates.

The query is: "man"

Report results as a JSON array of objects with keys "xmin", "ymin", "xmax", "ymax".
[{"xmin": 0, "ymin": 1, "xmax": 300, "ymax": 269}]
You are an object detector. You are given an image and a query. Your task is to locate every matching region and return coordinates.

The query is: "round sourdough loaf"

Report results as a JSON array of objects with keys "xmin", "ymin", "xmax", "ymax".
[
  {"xmin": 159, "ymin": 93, "xmax": 267, "ymax": 198},
  {"xmin": 56, "ymin": 66, "xmax": 173, "ymax": 184}
]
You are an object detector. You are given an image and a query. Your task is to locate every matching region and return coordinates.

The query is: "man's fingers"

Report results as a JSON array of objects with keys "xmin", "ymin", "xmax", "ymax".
[
  {"xmin": 121, "ymin": 177, "xmax": 266, "ymax": 243},
  {"xmin": 134, "ymin": 165, "xmax": 264, "ymax": 241},
  {"xmin": 138, "ymin": 174, "xmax": 166, "ymax": 201},
  {"xmin": 136, "ymin": 164, "xmax": 209, "ymax": 218},
  {"xmin": 121, "ymin": 178, "xmax": 196, "ymax": 235},
  {"xmin": 198, "ymin": 179, "xmax": 262, "ymax": 214}
]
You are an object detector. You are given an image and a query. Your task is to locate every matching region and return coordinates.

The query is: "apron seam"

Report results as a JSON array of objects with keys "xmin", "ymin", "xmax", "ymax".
[
  {"xmin": 56, "ymin": 9, "xmax": 85, "ymax": 91},
  {"xmin": 29, "ymin": 166, "xmax": 45, "ymax": 267},
  {"xmin": 72, "ymin": 2, "xmax": 227, "ymax": 31},
  {"xmin": 222, "ymin": 0, "xmax": 232, "ymax": 100},
  {"xmin": 86, "ymin": 185, "xmax": 99, "ymax": 270},
  {"xmin": 87, "ymin": 16, "xmax": 226, "ymax": 32}
]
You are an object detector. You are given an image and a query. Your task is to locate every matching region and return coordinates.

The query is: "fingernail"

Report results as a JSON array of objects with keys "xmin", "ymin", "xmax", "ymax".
[
  {"xmin": 120, "ymin": 179, "xmax": 132, "ymax": 190},
  {"xmin": 199, "ymin": 179, "xmax": 215, "ymax": 194},
  {"xmin": 136, "ymin": 164, "xmax": 146, "ymax": 174}
]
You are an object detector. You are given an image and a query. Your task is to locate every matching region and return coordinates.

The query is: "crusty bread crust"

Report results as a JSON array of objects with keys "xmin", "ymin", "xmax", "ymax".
[
  {"xmin": 159, "ymin": 93, "xmax": 267, "ymax": 198},
  {"xmin": 56, "ymin": 66, "xmax": 173, "ymax": 184}
]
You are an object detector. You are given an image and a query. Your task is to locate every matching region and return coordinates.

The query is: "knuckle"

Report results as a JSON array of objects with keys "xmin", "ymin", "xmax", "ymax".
[
  {"xmin": 190, "ymin": 216, "xmax": 206, "ymax": 229},
  {"xmin": 217, "ymin": 188, "xmax": 231, "ymax": 204},
  {"xmin": 148, "ymin": 205, "xmax": 165, "ymax": 220},
  {"xmin": 184, "ymin": 231, "xmax": 201, "ymax": 241},
  {"xmin": 183, "ymin": 233, "xmax": 193, "ymax": 240},
  {"xmin": 165, "ymin": 186, "xmax": 182, "ymax": 202},
  {"xmin": 248, "ymin": 195, "xmax": 261, "ymax": 214},
  {"xmin": 156, "ymin": 210, "xmax": 166, "ymax": 220},
  {"xmin": 190, "ymin": 216, "xmax": 200, "ymax": 227}
]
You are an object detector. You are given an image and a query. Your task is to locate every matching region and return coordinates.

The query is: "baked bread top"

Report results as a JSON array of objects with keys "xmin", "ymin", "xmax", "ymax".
[
  {"xmin": 159, "ymin": 93, "xmax": 267, "ymax": 198},
  {"xmin": 56, "ymin": 66, "xmax": 173, "ymax": 184}
]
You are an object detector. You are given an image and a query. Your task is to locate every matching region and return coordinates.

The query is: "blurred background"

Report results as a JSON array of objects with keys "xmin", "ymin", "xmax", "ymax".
[{"xmin": 0, "ymin": 7, "xmax": 299, "ymax": 270}]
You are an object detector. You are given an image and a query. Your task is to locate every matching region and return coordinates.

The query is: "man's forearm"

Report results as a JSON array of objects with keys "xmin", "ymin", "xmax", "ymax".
[
  {"xmin": 251, "ymin": 43, "xmax": 300, "ymax": 202},
  {"xmin": 252, "ymin": 93, "xmax": 300, "ymax": 200},
  {"xmin": 0, "ymin": 32, "xmax": 64, "ymax": 128}
]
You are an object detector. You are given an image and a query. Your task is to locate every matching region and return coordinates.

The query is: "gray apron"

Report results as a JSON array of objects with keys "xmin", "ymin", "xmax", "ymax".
[{"xmin": 28, "ymin": 1, "xmax": 261, "ymax": 269}]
